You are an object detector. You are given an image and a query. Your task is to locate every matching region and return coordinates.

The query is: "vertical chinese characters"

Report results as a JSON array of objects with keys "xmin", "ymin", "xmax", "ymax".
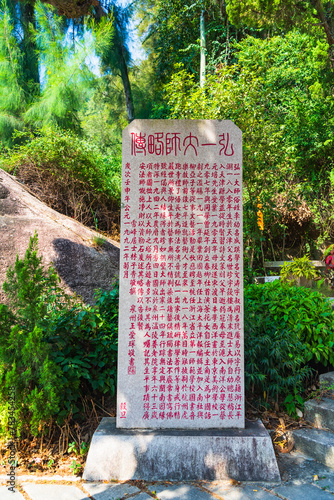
[{"xmin": 119, "ymin": 121, "xmax": 243, "ymax": 429}]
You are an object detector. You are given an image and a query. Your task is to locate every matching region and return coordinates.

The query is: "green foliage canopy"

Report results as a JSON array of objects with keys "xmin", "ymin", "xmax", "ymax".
[
  {"xmin": 161, "ymin": 30, "xmax": 334, "ymax": 267},
  {"xmin": 226, "ymin": 0, "xmax": 334, "ymax": 72},
  {"xmin": 226, "ymin": 0, "xmax": 314, "ymax": 29},
  {"xmin": 141, "ymin": 0, "xmax": 238, "ymax": 84}
]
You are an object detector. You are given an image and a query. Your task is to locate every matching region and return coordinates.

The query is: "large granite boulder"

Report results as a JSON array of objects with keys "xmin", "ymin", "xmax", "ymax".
[{"xmin": 0, "ymin": 168, "xmax": 120, "ymax": 304}]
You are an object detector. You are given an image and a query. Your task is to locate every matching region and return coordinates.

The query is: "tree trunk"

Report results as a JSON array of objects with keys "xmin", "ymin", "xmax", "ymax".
[
  {"xmin": 20, "ymin": 1, "xmax": 40, "ymax": 94},
  {"xmin": 95, "ymin": 2, "xmax": 135, "ymax": 123},
  {"xmin": 200, "ymin": 10, "xmax": 206, "ymax": 87},
  {"xmin": 312, "ymin": 0, "xmax": 334, "ymax": 73},
  {"xmin": 38, "ymin": 0, "xmax": 136, "ymax": 121},
  {"xmin": 118, "ymin": 45, "xmax": 135, "ymax": 122}
]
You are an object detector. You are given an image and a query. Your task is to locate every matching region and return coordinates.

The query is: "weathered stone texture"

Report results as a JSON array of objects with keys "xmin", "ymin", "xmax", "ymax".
[
  {"xmin": 83, "ymin": 418, "xmax": 280, "ymax": 482},
  {"xmin": 0, "ymin": 169, "xmax": 119, "ymax": 304}
]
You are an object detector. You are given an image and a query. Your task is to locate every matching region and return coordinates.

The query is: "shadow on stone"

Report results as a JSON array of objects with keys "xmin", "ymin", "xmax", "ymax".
[{"xmin": 52, "ymin": 238, "xmax": 119, "ymax": 304}]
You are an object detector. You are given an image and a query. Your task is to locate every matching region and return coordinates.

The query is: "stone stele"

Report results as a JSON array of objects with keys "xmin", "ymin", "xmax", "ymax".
[
  {"xmin": 84, "ymin": 120, "xmax": 280, "ymax": 482},
  {"xmin": 118, "ymin": 119, "xmax": 244, "ymax": 430}
]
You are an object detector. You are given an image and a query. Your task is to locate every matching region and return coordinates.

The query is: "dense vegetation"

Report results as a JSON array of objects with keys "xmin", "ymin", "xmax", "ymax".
[
  {"xmin": 0, "ymin": 234, "xmax": 119, "ymax": 438},
  {"xmin": 0, "ymin": 0, "xmax": 333, "ymax": 267},
  {"xmin": 2, "ymin": 128, "xmax": 121, "ymax": 232},
  {"xmin": 245, "ymin": 281, "xmax": 334, "ymax": 395},
  {"xmin": 1, "ymin": 236, "xmax": 333, "ymax": 439},
  {"xmin": 1, "ymin": 0, "xmax": 334, "ymax": 438}
]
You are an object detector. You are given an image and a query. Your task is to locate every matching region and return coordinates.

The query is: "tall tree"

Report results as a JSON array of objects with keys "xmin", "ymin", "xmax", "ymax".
[
  {"xmin": 20, "ymin": 0, "xmax": 40, "ymax": 94},
  {"xmin": 24, "ymin": 0, "xmax": 136, "ymax": 122},
  {"xmin": 0, "ymin": 1, "xmax": 27, "ymax": 145},
  {"xmin": 140, "ymin": 0, "xmax": 225, "ymax": 84},
  {"xmin": 25, "ymin": 2, "xmax": 101, "ymax": 131},
  {"xmin": 94, "ymin": 2, "xmax": 135, "ymax": 122},
  {"xmin": 137, "ymin": 0, "xmax": 266, "ymax": 90}
]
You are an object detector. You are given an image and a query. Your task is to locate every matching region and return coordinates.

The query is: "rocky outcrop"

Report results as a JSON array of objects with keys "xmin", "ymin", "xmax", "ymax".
[{"xmin": 0, "ymin": 168, "xmax": 120, "ymax": 305}]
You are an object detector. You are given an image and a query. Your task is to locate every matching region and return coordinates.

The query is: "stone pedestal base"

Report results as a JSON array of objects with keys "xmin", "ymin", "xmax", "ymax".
[{"xmin": 83, "ymin": 418, "xmax": 280, "ymax": 482}]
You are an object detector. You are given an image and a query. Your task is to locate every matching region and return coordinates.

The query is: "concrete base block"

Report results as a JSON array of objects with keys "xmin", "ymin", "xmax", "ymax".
[{"xmin": 83, "ymin": 418, "xmax": 280, "ymax": 482}]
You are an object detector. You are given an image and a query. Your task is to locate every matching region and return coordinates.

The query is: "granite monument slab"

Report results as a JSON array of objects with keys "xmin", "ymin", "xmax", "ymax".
[{"xmin": 117, "ymin": 119, "xmax": 244, "ymax": 429}]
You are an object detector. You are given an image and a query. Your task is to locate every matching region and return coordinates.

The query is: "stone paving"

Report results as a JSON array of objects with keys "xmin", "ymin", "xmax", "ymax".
[{"xmin": 2, "ymin": 451, "xmax": 334, "ymax": 499}]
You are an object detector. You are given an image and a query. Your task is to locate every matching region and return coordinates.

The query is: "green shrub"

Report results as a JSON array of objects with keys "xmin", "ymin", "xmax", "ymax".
[
  {"xmin": 2, "ymin": 232, "xmax": 67, "ymax": 330},
  {"xmin": 0, "ymin": 234, "xmax": 118, "ymax": 438},
  {"xmin": 0, "ymin": 127, "xmax": 121, "ymax": 234},
  {"xmin": 244, "ymin": 302, "xmax": 312, "ymax": 401},
  {"xmin": 280, "ymin": 255, "xmax": 320, "ymax": 284},
  {"xmin": 0, "ymin": 233, "xmax": 66, "ymax": 436},
  {"xmin": 45, "ymin": 287, "xmax": 118, "ymax": 420},
  {"xmin": 245, "ymin": 281, "xmax": 334, "ymax": 371},
  {"xmin": 0, "ymin": 322, "xmax": 62, "ymax": 436}
]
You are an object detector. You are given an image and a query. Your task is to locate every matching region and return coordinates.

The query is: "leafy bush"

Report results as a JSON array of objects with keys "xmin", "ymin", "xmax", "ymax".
[
  {"xmin": 0, "ymin": 234, "xmax": 118, "ymax": 438},
  {"xmin": 0, "ymin": 234, "xmax": 66, "ymax": 436},
  {"xmin": 0, "ymin": 127, "xmax": 121, "ymax": 234},
  {"xmin": 280, "ymin": 255, "xmax": 320, "ymax": 284},
  {"xmin": 2, "ymin": 231, "xmax": 66, "ymax": 330},
  {"xmin": 45, "ymin": 288, "xmax": 118, "ymax": 420},
  {"xmin": 245, "ymin": 285, "xmax": 310, "ymax": 399},
  {"xmin": 244, "ymin": 299, "xmax": 312, "ymax": 401},
  {"xmin": 245, "ymin": 281, "xmax": 334, "ymax": 372},
  {"xmin": 0, "ymin": 321, "xmax": 62, "ymax": 436}
]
